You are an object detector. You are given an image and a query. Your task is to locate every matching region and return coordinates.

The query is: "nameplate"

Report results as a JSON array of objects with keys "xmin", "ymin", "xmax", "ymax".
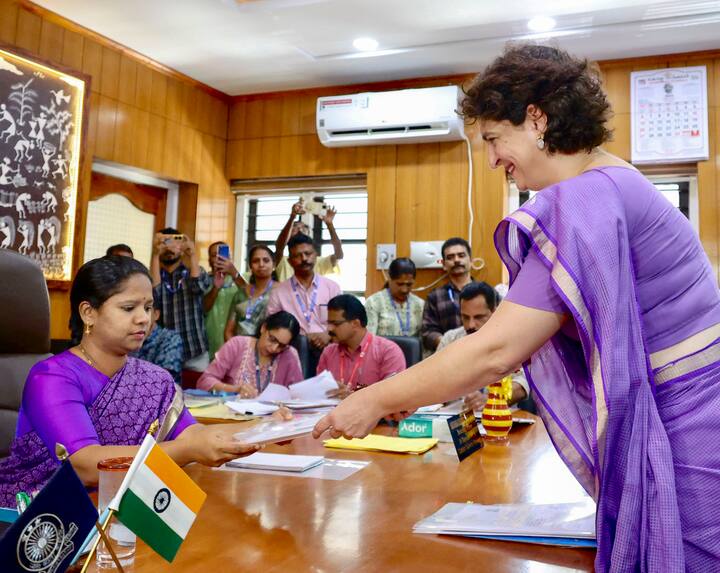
[
  {"xmin": 447, "ymin": 409, "xmax": 484, "ymax": 461},
  {"xmin": 398, "ymin": 415, "xmax": 434, "ymax": 438}
]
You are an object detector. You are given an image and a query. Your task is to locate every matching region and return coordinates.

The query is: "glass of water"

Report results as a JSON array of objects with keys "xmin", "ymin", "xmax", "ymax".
[{"xmin": 97, "ymin": 457, "xmax": 136, "ymax": 569}]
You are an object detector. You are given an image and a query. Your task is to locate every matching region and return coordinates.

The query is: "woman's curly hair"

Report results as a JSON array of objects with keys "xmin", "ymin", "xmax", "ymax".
[{"xmin": 460, "ymin": 44, "xmax": 613, "ymax": 154}]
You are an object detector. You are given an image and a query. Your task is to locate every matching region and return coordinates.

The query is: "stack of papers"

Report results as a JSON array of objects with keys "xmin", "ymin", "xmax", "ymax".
[
  {"xmin": 226, "ymin": 400, "xmax": 279, "ymax": 416},
  {"xmin": 227, "ymin": 452, "xmax": 324, "ymax": 473},
  {"xmin": 232, "ymin": 413, "xmax": 325, "ymax": 445},
  {"xmin": 413, "ymin": 500, "xmax": 597, "ymax": 548},
  {"xmin": 256, "ymin": 371, "xmax": 340, "ymax": 403},
  {"xmin": 323, "ymin": 434, "xmax": 438, "ymax": 455},
  {"xmin": 188, "ymin": 403, "xmax": 255, "ymax": 421}
]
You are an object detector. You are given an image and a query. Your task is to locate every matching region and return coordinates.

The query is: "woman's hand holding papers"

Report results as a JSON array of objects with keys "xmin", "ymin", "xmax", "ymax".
[{"xmin": 176, "ymin": 424, "xmax": 260, "ymax": 467}]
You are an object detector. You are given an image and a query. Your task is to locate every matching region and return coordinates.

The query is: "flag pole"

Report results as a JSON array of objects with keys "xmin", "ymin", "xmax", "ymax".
[{"xmin": 54, "ymin": 444, "xmax": 125, "ymax": 573}]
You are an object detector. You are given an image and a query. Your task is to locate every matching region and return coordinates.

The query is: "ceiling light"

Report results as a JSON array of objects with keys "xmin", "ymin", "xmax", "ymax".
[
  {"xmin": 527, "ymin": 16, "xmax": 556, "ymax": 32},
  {"xmin": 353, "ymin": 37, "xmax": 379, "ymax": 52}
]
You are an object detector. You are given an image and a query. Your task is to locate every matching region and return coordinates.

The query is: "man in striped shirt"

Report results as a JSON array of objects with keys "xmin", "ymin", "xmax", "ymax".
[{"xmin": 151, "ymin": 227, "xmax": 212, "ymax": 372}]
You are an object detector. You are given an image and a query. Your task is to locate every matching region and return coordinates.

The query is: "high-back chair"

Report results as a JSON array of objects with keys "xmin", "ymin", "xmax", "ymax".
[
  {"xmin": 383, "ymin": 335, "xmax": 423, "ymax": 368},
  {"xmin": 0, "ymin": 250, "xmax": 51, "ymax": 457}
]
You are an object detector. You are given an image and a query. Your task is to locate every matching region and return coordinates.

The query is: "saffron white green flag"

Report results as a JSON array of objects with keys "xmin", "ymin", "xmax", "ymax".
[{"xmin": 109, "ymin": 434, "xmax": 207, "ymax": 562}]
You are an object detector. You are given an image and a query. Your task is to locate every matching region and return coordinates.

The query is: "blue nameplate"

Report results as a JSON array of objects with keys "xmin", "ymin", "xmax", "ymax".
[{"xmin": 447, "ymin": 408, "xmax": 484, "ymax": 461}]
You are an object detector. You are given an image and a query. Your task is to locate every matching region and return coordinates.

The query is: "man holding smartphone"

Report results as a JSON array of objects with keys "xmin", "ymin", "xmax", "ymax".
[
  {"xmin": 203, "ymin": 241, "xmax": 245, "ymax": 360},
  {"xmin": 150, "ymin": 227, "xmax": 212, "ymax": 372},
  {"xmin": 273, "ymin": 199, "xmax": 344, "ymax": 282}
]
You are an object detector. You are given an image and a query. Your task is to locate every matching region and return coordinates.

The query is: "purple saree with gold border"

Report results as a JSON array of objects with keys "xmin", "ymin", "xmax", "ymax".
[{"xmin": 495, "ymin": 167, "xmax": 720, "ymax": 572}]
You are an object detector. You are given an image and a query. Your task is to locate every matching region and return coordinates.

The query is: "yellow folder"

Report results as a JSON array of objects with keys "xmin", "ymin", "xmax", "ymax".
[
  {"xmin": 188, "ymin": 403, "xmax": 255, "ymax": 421},
  {"xmin": 323, "ymin": 434, "xmax": 438, "ymax": 455}
]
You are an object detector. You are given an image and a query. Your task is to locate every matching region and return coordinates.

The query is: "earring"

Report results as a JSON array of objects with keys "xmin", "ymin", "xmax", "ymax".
[
  {"xmin": 84, "ymin": 323, "xmax": 92, "ymax": 335},
  {"xmin": 536, "ymin": 136, "xmax": 546, "ymax": 150}
]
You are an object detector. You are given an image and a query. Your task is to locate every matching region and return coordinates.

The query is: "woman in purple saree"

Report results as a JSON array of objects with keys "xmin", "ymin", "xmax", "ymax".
[
  {"xmin": 0, "ymin": 256, "xmax": 258, "ymax": 507},
  {"xmin": 313, "ymin": 45, "xmax": 720, "ymax": 572}
]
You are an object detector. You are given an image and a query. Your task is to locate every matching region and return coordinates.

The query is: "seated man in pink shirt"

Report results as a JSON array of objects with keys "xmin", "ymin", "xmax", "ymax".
[{"xmin": 318, "ymin": 294, "xmax": 406, "ymax": 398}]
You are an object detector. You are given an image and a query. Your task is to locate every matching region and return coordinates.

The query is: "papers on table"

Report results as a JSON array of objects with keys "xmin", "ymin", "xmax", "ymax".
[
  {"xmin": 184, "ymin": 396, "xmax": 222, "ymax": 409},
  {"xmin": 413, "ymin": 499, "xmax": 597, "ymax": 548},
  {"xmin": 217, "ymin": 458, "xmax": 369, "ymax": 481},
  {"xmin": 288, "ymin": 370, "xmax": 339, "ymax": 400},
  {"xmin": 251, "ymin": 373, "xmax": 340, "ymax": 412},
  {"xmin": 227, "ymin": 453, "xmax": 325, "ymax": 473},
  {"xmin": 323, "ymin": 434, "xmax": 438, "ymax": 455},
  {"xmin": 232, "ymin": 413, "xmax": 325, "ymax": 446},
  {"xmin": 226, "ymin": 400, "xmax": 279, "ymax": 416},
  {"xmin": 187, "ymin": 403, "xmax": 255, "ymax": 421}
]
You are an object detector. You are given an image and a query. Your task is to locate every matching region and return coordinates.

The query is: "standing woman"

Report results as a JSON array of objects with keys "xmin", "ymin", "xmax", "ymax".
[
  {"xmin": 0, "ymin": 256, "xmax": 258, "ymax": 505},
  {"xmin": 199, "ymin": 311, "xmax": 303, "ymax": 396},
  {"xmin": 365, "ymin": 258, "xmax": 424, "ymax": 337},
  {"xmin": 314, "ymin": 45, "xmax": 720, "ymax": 572},
  {"xmin": 225, "ymin": 244, "xmax": 275, "ymax": 341}
]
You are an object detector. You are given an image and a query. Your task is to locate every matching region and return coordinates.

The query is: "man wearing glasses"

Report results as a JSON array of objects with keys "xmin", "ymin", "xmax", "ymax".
[{"xmin": 318, "ymin": 295, "xmax": 406, "ymax": 399}]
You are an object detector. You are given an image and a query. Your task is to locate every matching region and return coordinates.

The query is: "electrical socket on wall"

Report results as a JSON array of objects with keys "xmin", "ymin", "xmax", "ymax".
[{"xmin": 376, "ymin": 243, "xmax": 396, "ymax": 270}]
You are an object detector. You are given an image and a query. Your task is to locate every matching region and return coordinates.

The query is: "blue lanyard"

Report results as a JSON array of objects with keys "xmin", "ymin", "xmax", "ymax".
[
  {"xmin": 447, "ymin": 285, "xmax": 459, "ymax": 311},
  {"xmin": 245, "ymin": 280, "xmax": 273, "ymax": 321},
  {"xmin": 291, "ymin": 276, "xmax": 318, "ymax": 325},
  {"xmin": 161, "ymin": 268, "xmax": 188, "ymax": 295},
  {"xmin": 254, "ymin": 348, "xmax": 276, "ymax": 393},
  {"xmin": 386, "ymin": 288, "xmax": 411, "ymax": 336}
]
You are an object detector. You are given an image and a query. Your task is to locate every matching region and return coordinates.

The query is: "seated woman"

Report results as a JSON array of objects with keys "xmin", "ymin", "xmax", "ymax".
[
  {"xmin": 365, "ymin": 257, "xmax": 424, "ymax": 337},
  {"xmin": 0, "ymin": 256, "xmax": 258, "ymax": 506},
  {"xmin": 224, "ymin": 244, "xmax": 275, "ymax": 341},
  {"xmin": 199, "ymin": 311, "xmax": 303, "ymax": 397}
]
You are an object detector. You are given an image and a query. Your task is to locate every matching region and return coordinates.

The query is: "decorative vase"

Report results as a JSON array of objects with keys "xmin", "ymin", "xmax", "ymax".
[{"xmin": 481, "ymin": 375, "xmax": 513, "ymax": 441}]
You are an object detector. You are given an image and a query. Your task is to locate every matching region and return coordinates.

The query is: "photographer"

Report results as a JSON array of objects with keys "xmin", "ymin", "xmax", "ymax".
[
  {"xmin": 273, "ymin": 199, "xmax": 344, "ymax": 282},
  {"xmin": 150, "ymin": 227, "xmax": 212, "ymax": 371}
]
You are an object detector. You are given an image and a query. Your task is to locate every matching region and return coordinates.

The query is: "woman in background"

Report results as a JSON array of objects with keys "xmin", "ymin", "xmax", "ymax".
[
  {"xmin": 314, "ymin": 44, "xmax": 720, "ymax": 572},
  {"xmin": 200, "ymin": 311, "xmax": 303, "ymax": 396},
  {"xmin": 0, "ymin": 256, "xmax": 258, "ymax": 505},
  {"xmin": 225, "ymin": 244, "xmax": 275, "ymax": 340},
  {"xmin": 365, "ymin": 257, "xmax": 424, "ymax": 338}
]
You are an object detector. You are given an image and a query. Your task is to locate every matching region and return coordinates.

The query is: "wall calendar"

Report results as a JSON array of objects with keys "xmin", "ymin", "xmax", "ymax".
[{"xmin": 630, "ymin": 66, "xmax": 708, "ymax": 165}]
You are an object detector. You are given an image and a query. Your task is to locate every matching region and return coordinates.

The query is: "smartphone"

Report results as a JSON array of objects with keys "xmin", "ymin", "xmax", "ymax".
[
  {"xmin": 305, "ymin": 201, "xmax": 328, "ymax": 217},
  {"xmin": 162, "ymin": 234, "xmax": 184, "ymax": 245},
  {"xmin": 218, "ymin": 244, "xmax": 231, "ymax": 259}
]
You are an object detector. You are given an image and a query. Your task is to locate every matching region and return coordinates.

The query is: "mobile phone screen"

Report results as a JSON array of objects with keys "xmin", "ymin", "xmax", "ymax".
[{"xmin": 218, "ymin": 244, "xmax": 231, "ymax": 259}]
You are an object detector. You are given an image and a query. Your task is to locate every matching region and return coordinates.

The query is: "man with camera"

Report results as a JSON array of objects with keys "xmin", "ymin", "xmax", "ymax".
[
  {"xmin": 273, "ymin": 199, "xmax": 344, "ymax": 282},
  {"xmin": 150, "ymin": 227, "xmax": 212, "ymax": 372}
]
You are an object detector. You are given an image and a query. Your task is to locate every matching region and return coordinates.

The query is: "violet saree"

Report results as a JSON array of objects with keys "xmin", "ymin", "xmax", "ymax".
[
  {"xmin": 0, "ymin": 354, "xmax": 186, "ymax": 507},
  {"xmin": 495, "ymin": 167, "xmax": 720, "ymax": 572}
]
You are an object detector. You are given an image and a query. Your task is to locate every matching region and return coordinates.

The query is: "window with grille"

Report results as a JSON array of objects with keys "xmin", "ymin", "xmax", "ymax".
[
  {"xmin": 510, "ymin": 175, "xmax": 695, "ymax": 229},
  {"xmin": 235, "ymin": 189, "xmax": 368, "ymax": 297}
]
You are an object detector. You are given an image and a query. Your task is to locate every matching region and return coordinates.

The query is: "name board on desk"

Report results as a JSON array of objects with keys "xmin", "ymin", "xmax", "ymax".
[{"xmin": 447, "ymin": 409, "xmax": 483, "ymax": 461}]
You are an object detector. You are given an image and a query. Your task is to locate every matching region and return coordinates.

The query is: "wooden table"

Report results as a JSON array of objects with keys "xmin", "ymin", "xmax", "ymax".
[{"xmin": 88, "ymin": 416, "xmax": 596, "ymax": 572}]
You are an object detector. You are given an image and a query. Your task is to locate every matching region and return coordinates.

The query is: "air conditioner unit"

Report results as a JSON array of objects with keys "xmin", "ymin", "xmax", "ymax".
[{"xmin": 316, "ymin": 85, "xmax": 465, "ymax": 148}]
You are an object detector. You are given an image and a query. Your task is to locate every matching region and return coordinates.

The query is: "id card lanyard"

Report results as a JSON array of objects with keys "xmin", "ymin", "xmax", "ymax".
[
  {"xmin": 291, "ymin": 276, "xmax": 319, "ymax": 326},
  {"xmin": 339, "ymin": 333, "xmax": 374, "ymax": 390},
  {"xmin": 245, "ymin": 280, "xmax": 274, "ymax": 321},
  {"xmin": 386, "ymin": 288, "xmax": 411, "ymax": 336}
]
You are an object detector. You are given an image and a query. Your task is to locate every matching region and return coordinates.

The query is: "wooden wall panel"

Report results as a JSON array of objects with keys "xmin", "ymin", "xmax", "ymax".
[
  {"xmin": 227, "ymin": 50, "xmax": 720, "ymax": 297},
  {"xmin": 3, "ymin": 1, "xmax": 230, "ymax": 338}
]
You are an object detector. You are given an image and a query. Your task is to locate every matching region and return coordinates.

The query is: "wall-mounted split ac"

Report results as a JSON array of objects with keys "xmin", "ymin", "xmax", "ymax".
[{"xmin": 316, "ymin": 85, "xmax": 465, "ymax": 147}]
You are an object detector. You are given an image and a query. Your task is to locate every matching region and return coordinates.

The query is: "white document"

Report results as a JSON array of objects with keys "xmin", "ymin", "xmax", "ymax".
[
  {"xmin": 413, "ymin": 499, "xmax": 596, "ymax": 539},
  {"xmin": 217, "ymin": 458, "xmax": 369, "ymax": 481},
  {"xmin": 288, "ymin": 370, "xmax": 339, "ymax": 400},
  {"xmin": 226, "ymin": 400, "xmax": 279, "ymax": 416},
  {"xmin": 227, "ymin": 452, "xmax": 324, "ymax": 472},
  {"xmin": 232, "ymin": 413, "xmax": 325, "ymax": 445},
  {"xmin": 257, "ymin": 383, "xmax": 291, "ymax": 401}
]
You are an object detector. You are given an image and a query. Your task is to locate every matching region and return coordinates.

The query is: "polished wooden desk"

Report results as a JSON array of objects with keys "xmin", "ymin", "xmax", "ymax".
[{"xmin": 89, "ymin": 416, "xmax": 595, "ymax": 572}]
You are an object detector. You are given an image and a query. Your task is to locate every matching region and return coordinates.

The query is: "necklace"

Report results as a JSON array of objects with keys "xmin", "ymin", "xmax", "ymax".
[{"xmin": 78, "ymin": 344, "xmax": 97, "ymax": 367}]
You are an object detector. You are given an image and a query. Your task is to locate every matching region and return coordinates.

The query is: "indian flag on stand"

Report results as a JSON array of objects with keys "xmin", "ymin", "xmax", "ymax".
[{"xmin": 108, "ymin": 434, "xmax": 207, "ymax": 562}]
